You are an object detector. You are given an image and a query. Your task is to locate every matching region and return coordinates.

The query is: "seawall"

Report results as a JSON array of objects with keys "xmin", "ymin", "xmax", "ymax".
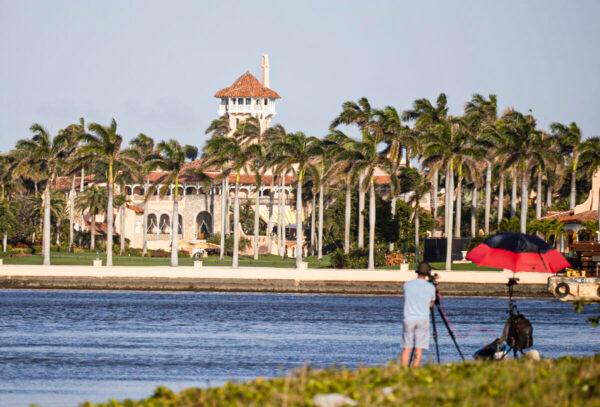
[{"xmin": 0, "ymin": 265, "xmax": 551, "ymax": 297}]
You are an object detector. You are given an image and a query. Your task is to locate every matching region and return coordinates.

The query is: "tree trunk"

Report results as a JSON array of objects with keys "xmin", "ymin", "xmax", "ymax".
[
  {"xmin": 43, "ymin": 185, "xmax": 51, "ymax": 266},
  {"xmin": 310, "ymin": 193, "xmax": 316, "ymax": 256},
  {"xmin": 106, "ymin": 169, "xmax": 114, "ymax": 267},
  {"xmin": 266, "ymin": 178, "xmax": 274, "ymax": 254},
  {"xmin": 358, "ymin": 173, "xmax": 365, "ymax": 249},
  {"xmin": 484, "ymin": 163, "xmax": 492, "ymax": 235},
  {"xmin": 445, "ymin": 162, "xmax": 454, "ymax": 271},
  {"xmin": 546, "ymin": 184, "xmax": 552, "ymax": 209},
  {"xmin": 368, "ymin": 180, "xmax": 376, "ymax": 270},
  {"xmin": 281, "ymin": 176, "xmax": 287, "ymax": 257},
  {"xmin": 296, "ymin": 176, "xmax": 303, "ymax": 269},
  {"xmin": 142, "ymin": 180, "xmax": 149, "ymax": 256},
  {"xmin": 536, "ymin": 171, "xmax": 542, "ymax": 219},
  {"xmin": 498, "ymin": 173, "xmax": 505, "ymax": 224},
  {"xmin": 253, "ymin": 183, "xmax": 260, "ymax": 260},
  {"xmin": 520, "ymin": 168, "xmax": 528, "ymax": 233},
  {"xmin": 120, "ymin": 204, "xmax": 126, "ymax": 255},
  {"xmin": 90, "ymin": 213, "xmax": 96, "ymax": 251},
  {"xmin": 431, "ymin": 168, "xmax": 438, "ymax": 234},
  {"xmin": 225, "ymin": 176, "xmax": 230, "ymax": 235},
  {"xmin": 278, "ymin": 176, "xmax": 284, "ymax": 257},
  {"xmin": 414, "ymin": 206, "xmax": 420, "ymax": 263},
  {"xmin": 69, "ymin": 176, "xmax": 76, "ymax": 252},
  {"xmin": 511, "ymin": 170, "xmax": 517, "ymax": 218},
  {"xmin": 232, "ymin": 176, "xmax": 240, "ymax": 268},
  {"xmin": 171, "ymin": 199, "xmax": 179, "ymax": 267},
  {"xmin": 570, "ymin": 161, "xmax": 577, "ymax": 209},
  {"xmin": 318, "ymin": 184, "xmax": 324, "ymax": 260},
  {"xmin": 2, "ymin": 233, "xmax": 6, "ymax": 253},
  {"xmin": 220, "ymin": 177, "xmax": 226, "ymax": 260},
  {"xmin": 454, "ymin": 176, "xmax": 462, "ymax": 238},
  {"xmin": 471, "ymin": 185, "xmax": 477, "ymax": 237},
  {"xmin": 344, "ymin": 180, "xmax": 351, "ymax": 254},
  {"xmin": 389, "ymin": 196, "xmax": 396, "ymax": 251},
  {"xmin": 80, "ymin": 168, "xmax": 85, "ymax": 192},
  {"xmin": 597, "ymin": 187, "xmax": 600, "ymax": 242}
]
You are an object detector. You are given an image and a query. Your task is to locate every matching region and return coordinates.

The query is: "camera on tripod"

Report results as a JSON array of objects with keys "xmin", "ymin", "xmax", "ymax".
[{"xmin": 426, "ymin": 272, "xmax": 439, "ymax": 285}]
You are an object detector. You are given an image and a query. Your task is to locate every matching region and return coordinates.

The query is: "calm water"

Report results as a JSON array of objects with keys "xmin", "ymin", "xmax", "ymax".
[{"xmin": 0, "ymin": 290, "xmax": 598, "ymax": 407}]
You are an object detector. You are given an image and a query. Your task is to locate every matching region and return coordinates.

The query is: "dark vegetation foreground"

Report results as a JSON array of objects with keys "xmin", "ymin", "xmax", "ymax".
[{"xmin": 84, "ymin": 354, "xmax": 600, "ymax": 406}]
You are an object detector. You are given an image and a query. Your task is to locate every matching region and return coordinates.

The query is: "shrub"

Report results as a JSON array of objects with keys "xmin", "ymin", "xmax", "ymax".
[
  {"xmin": 330, "ymin": 245, "xmax": 387, "ymax": 269},
  {"xmin": 150, "ymin": 249, "xmax": 170, "ymax": 258}
]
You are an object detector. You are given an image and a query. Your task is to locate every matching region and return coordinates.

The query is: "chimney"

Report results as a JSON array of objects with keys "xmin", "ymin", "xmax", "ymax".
[{"xmin": 261, "ymin": 54, "xmax": 270, "ymax": 88}]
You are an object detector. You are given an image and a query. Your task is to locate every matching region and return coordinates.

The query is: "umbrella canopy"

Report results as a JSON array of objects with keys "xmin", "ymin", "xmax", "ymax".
[{"xmin": 466, "ymin": 232, "xmax": 570, "ymax": 273}]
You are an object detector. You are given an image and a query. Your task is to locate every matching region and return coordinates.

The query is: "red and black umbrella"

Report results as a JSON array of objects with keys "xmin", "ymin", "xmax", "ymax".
[{"xmin": 466, "ymin": 232, "xmax": 570, "ymax": 273}]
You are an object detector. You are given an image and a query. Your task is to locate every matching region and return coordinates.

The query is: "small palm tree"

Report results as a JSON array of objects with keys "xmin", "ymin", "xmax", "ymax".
[
  {"xmin": 146, "ymin": 140, "xmax": 199, "ymax": 267},
  {"xmin": 13, "ymin": 124, "xmax": 71, "ymax": 265},
  {"xmin": 272, "ymin": 132, "xmax": 324, "ymax": 268},
  {"xmin": 78, "ymin": 119, "xmax": 138, "ymax": 266},
  {"xmin": 75, "ymin": 184, "xmax": 106, "ymax": 250},
  {"xmin": 130, "ymin": 134, "xmax": 155, "ymax": 256},
  {"xmin": 579, "ymin": 137, "xmax": 600, "ymax": 239}
]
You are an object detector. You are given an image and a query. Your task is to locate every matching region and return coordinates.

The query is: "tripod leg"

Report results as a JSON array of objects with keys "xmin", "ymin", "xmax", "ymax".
[
  {"xmin": 430, "ymin": 307, "xmax": 440, "ymax": 363},
  {"xmin": 436, "ymin": 305, "xmax": 466, "ymax": 361}
]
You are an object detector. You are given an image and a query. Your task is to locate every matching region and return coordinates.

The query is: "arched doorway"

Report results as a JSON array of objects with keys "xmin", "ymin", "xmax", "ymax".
[{"xmin": 196, "ymin": 211, "xmax": 213, "ymax": 240}]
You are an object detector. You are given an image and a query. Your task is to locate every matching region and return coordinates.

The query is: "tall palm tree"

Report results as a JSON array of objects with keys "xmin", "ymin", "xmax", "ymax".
[
  {"xmin": 146, "ymin": 140, "xmax": 198, "ymax": 267},
  {"xmin": 327, "ymin": 129, "xmax": 389, "ymax": 270},
  {"xmin": 464, "ymin": 94, "xmax": 498, "ymax": 235},
  {"xmin": 78, "ymin": 119, "xmax": 138, "ymax": 266},
  {"xmin": 403, "ymin": 93, "xmax": 449, "ymax": 235},
  {"xmin": 579, "ymin": 137, "xmax": 600, "ymax": 238},
  {"xmin": 13, "ymin": 124, "xmax": 70, "ymax": 265},
  {"xmin": 205, "ymin": 115, "xmax": 231, "ymax": 260},
  {"xmin": 551, "ymin": 122, "xmax": 582, "ymax": 210},
  {"xmin": 203, "ymin": 130, "xmax": 252, "ymax": 268},
  {"xmin": 422, "ymin": 119, "xmax": 475, "ymax": 270},
  {"xmin": 130, "ymin": 133, "xmax": 155, "ymax": 256},
  {"xmin": 271, "ymin": 132, "xmax": 324, "ymax": 268},
  {"xmin": 495, "ymin": 110, "xmax": 543, "ymax": 233},
  {"xmin": 75, "ymin": 184, "xmax": 106, "ymax": 250},
  {"xmin": 330, "ymin": 97, "xmax": 378, "ymax": 249},
  {"xmin": 378, "ymin": 106, "xmax": 417, "ymax": 250}
]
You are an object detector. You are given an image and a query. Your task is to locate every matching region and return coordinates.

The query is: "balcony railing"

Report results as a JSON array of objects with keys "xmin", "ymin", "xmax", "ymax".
[
  {"xmin": 147, "ymin": 233, "xmax": 183, "ymax": 241},
  {"xmin": 218, "ymin": 104, "xmax": 276, "ymax": 116}
]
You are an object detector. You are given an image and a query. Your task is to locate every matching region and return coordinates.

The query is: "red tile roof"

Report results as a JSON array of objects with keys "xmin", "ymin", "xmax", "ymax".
[
  {"xmin": 214, "ymin": 72, "xmax": 281, "ymax": 99},
  {"xmin": 541, "ymin": 210, "xmax": 598, "ymax": 223}
]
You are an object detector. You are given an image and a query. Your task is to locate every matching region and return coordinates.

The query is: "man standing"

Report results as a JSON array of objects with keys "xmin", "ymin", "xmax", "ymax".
[{"xmin": 401, "ymin": 262, "xmax": 436, "ymax": 367}]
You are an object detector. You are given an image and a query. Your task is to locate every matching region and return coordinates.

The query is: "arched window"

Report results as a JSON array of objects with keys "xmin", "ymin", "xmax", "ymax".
[
  {"xmin": 159, "ymin": 214, "xmax": 170, "ymax": 234},
  {"xmin": 196, "ymin": 211, "xmax": 213, "ymax": 240},
  {"xmin": 147, "ymin": 214, "xmax": 158, "ymax": 234},
  {"xmin": 177, "ymin": 214, "xmax": 183, "ymax": 235}
]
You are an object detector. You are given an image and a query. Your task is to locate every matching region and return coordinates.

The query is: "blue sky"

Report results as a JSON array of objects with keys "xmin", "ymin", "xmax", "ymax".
[{"xmin": 1, "ymin": 0, "xmax": 599, "ymax": 151}]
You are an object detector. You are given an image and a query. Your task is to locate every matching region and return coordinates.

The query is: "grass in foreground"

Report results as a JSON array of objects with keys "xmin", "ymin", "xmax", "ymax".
[
  {"xmin": 1, "ymin": 252, "xmax": 499, "ymax": 270},
  {"xmin": 83, "ymin": 354, "xmax": 599, "ymax": 406}
]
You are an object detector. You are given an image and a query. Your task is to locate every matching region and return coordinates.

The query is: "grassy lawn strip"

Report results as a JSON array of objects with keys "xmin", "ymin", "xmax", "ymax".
[
  {"xmin": 1, "ymin": 252, "xmax": 499, "ymax": 270},
  {"xmin": 83, "ymin": 354, "xmax": 600, "ymax": 406}
]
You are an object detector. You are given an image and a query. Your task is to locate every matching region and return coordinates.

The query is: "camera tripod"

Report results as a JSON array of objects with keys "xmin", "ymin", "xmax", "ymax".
[{"xmin": 410, "ymin": 274, "xmax": 465, "ymax": 365}]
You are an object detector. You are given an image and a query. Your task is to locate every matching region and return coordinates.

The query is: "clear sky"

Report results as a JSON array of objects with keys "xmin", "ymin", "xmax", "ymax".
[{"xmin": 1, "ymin": 0, "xmax": 599, "ymax": 151}]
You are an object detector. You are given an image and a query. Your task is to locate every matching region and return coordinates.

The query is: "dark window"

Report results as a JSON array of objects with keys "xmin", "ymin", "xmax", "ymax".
[
  {"xmin": 238, "ymin": 98, "xmax": 243, "ymax": 105},
  {"xmin": 245, "ymin": 98, "xmax": 251, "ymax": 105},
  {"xmin": 264, "ymin": 98, "xmax": 268, "ymax": 105},
  {"xmin": 232, "ymin": 98, "xmax": 236, "ymax": 105}
]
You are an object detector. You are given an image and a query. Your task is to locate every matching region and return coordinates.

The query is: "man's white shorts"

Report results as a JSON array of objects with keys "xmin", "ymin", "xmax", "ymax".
[{"xmin": 403, "ymin": 319, "xmax": 430, "ymax": 349}]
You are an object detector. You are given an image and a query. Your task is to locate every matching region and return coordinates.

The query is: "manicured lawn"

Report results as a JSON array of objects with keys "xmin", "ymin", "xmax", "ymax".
[
  {"xmin": 1, "ymin": 252, "xmax": 498, "ymax": 270},
  {"xmin": 83, "ymin": 354, "xmax": 600, "ymax": 406}
]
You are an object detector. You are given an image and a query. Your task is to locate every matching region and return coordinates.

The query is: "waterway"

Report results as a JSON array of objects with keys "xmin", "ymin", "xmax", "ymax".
[{"xmin": 0, "ymin": 290, "xmax": 597, "ymax": 406}]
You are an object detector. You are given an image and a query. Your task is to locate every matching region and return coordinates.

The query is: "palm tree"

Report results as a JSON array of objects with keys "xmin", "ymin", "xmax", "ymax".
[
  {"xmin": 330, "ymin": 98, "xmax": 378, "ymax": 249},
  {"xmin": 403, "ymin": 93, "xmax": 449, "ymax": 235},
  {"xmin": 495, "ymin": 110, "xmax": 543, "ymax": 233},
  {"xmin": 579, "ymin": 137, "xmax": 600, "ymax": 238},
  {"xmin": 327, "ymin": 129, "xmax": 389, "ymax": 270},
  {"xmin": 378, "ymin": 106, "xmax": 416, "ymax": 250},
  {"xmin": 271, "ymin": 132, "xmax": 324, "ymax": 268},
  {"xmin": 75, "ymin": 184, "xmax": 106, "ymax": 250},
  {"xmin": 401, "ymin": 168, "xmax": 431, "ymax": 263},
  {"xmin": 551, "ymin": 122, "xmax": 582, "ymax": 210},
  {"xmin": 130, "ymin": 133, "xmax": 155, "ymax": 256},
  {"xmin": 78, "ymin": 119, "xmax": 138, "ymax": 266},
  {"xmin": 203, "ymin": 130, "xmax": 252, "ymax": 268},
  {"xmin": 464, "ymin": 94, "xmax": 498, "ymax": 235},
  {"xmin": 146, "ymin": 140, "xmax": 198, "ymax": 267},
  {"xmin": 13, "ymin": 124, "xmax": 70, "ymax": 265},
  {"xmin": 422, "ymin": 119, "xmax": 475, "ymax": 270}
]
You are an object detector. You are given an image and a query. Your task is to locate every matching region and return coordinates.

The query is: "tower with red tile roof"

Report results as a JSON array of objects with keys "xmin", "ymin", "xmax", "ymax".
[{"xmin": 214, "ymin": 55, "xmax": 280, "ymax": 134}]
